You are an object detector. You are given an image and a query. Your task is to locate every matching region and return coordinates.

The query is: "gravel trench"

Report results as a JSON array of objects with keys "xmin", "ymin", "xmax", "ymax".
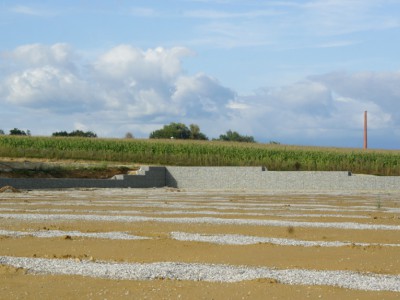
[
  {"xmin": 1, "ymin": 256, "xmax": 400, "ymax": 292},
  {"xmin": 1, "ymin": 213, "xmax": 400, "ymax": 231}
]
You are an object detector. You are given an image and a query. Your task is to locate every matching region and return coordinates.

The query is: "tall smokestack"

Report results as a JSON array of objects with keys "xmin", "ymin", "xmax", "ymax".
[{"xmin": 364, "ymin": 111, "xmax": 368, "ymax": 149}]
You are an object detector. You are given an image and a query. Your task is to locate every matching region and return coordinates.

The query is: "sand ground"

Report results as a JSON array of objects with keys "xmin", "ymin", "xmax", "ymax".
[{"xmin": 1, "ymin": 188, "xmax": 399, "ymax": 299}]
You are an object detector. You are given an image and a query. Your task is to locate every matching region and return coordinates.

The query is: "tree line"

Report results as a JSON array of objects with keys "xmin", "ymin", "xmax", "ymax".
[
  {"xmin": 52, "ymin": 130, "xmax": 97, "ymax": 138},
  {"xmin": 149, "ymin": 123, "xmax": 256, "ymax": 143},
  {"xmin": 0, "ymin": 128, "xmax": 97, "ymax": 138},
  {"xmin": 0, "ymin": 128, "xmax": 31, "ymax": 136},
  {"xmin": 1, "ymin": 123, "xmax": 256, "ymax": 143}
]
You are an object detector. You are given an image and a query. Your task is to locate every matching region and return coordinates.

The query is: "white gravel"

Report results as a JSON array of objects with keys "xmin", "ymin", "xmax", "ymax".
[
  {"xmin": 1, "ymin": 213, "xmax": 399, "ymax": 231},
  {"xmin": 4, "ymin": 200, "xmax": 398, "ymax": 213},
  {"xmin": 2, "ymin": 228, "xmax": 396, "ymax": 247},
  {"xmin": 170, "ymin": 232, "xmax": 400, "ymax": 247},
  {"xmin": 0, "ymin": 207, "xmax": 370, "ymax": 219},
  {"xmin": 0, "ymin": 256, "xmax": 399, "ymax": 292},
  {"xmin": 0, "ymin": 229, "xmax": 148, "ymax": 240}
]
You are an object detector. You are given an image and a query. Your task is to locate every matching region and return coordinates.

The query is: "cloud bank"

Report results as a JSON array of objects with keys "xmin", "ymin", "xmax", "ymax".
[{"xmin": 0, "ymin": 43, "xmax": 399, "ymax": 148}]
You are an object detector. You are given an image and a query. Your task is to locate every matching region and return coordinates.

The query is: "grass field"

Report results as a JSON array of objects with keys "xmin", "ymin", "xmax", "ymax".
[{"xmin": 0, "ymin": 135, "xmax": 399, "ymax": 175}]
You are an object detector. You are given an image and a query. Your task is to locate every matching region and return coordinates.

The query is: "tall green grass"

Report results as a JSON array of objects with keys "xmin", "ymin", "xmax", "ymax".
[{"xmin": 0, "ymin": 135, "xmax": 399, "ymax": 175}]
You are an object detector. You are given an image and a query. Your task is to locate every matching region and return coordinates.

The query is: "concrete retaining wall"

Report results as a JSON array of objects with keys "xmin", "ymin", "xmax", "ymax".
[
  {"xmin": 1, "ymin": 166, "xmax": 400, "ymax": 191},
  {"xmin": 0, "ymin": 166, "xmax": 165, "ymax": 190},
  {"xmin": 166, "ymin": 167, "xmax": 400, "ymax": 191}
]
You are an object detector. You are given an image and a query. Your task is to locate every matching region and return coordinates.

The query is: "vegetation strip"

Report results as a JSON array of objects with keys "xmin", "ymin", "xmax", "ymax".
[
  {"xmin": 170, "ymin": 232, "xmax": 400, "ymax": 247},
  {"xmin": 1, "ymin": 256, "xmax": 399, "ymax": 292},
  {"xmin": 1, "ymin": 213, "xmax": 400, "ymax": 231},
  {"xmin": 1, "ymin": 135, "xmax": 400, "ymax": 175}
]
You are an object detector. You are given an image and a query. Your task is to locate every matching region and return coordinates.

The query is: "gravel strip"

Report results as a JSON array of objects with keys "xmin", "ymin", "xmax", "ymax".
[
  {"xmin": 0, "ymin": 256, "xmax": 399, "ymax": 292},
  {"xmin": 0, "ymin": 208, "xmax": 369, "ymax": 219},
  {"xmin": 0, "ymin": 229, "xmax": 148, "ymax": 240},
  {"xmin": 1, "ymin": 213, "xmax": 399, "ymax": 231},
  {"xmin": 4, "ymin": 201, "xmax": 397, "ymax": 213},
  {"xmin": 170, "ymin": 232, "xmax": 400, "ymax": 247}
]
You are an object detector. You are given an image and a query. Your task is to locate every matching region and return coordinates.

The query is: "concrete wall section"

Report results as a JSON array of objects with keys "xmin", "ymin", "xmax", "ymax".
[
  {"xmin": 1, "ymin": 166, "xmax": 400, "ymax": 191},
  {"xmin": 0, "ymin": 166, "xmax": 166, "ymax": 190},
  {"xmin": 165, "ymin": 166, "xmax": 265, "ymax": 189},
  {"xmin": 166, "ymin": 167, "xmax": 400, "ymax": 191},
  {"xmin": 165, "ymin": 167, "xmax": 354, "ymax": 190},
  {"xmin": 347, "ymin": 175, "xmax": 400, "ymax": 191}
]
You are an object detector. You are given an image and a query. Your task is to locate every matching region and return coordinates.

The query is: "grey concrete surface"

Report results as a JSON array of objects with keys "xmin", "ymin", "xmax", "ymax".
[{"xmin": 1, "ymin": 166, "xmax": 400, "ymax": 191}]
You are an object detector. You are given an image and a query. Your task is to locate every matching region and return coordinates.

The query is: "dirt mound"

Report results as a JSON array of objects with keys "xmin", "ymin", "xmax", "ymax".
[{"xmin": 0, "ymin": 186, "xmax": 21, "ymax": 193}]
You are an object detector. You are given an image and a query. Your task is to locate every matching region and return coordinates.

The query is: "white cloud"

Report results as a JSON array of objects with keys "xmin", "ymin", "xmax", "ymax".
[
  {"xmin": 181, "ymin": 0, "xmax": 400, "ymax": 49},
  {"xmin": 316, "ymin": 40, "xmax": 361, "ymax": 48},
  {"xmin": 300, "ymin": 0, "xmax": 400, "ymax": 36},
  {"xmin": 172, "ymin": 74, "xmax": 236, "ymax": 116},
  {"xmin": 2, "ymin": 66, "xmax": 88, "ymax": 111},
  {"xmin": 5, "ymin": 43, "xmax": 76, "ymax": 71},
  {"xmin": 10, "ymin": 5, "xmax": 54, "ymax": 17},
  {"xmin": 226, "ymin": 101, "xmax": 249, "ymax": 110},
  {"xmin": 130, "ymin": 7, "xmax": 159, "ymax": 17},
  {"xmin": 1, "ymin": 43, "xmax": 399, "ymax": 148},
  {"xmin": 183, "ymin": 9, "xmax": 280, "ymax": 19},
  {"xmin": 73, "ymin": 122, "xmax": 89, "ymax": 132},
  {"xmin": 90, "ymin": 45, "xmax": 231, "ymax": 119},
  {"xmin": 93, "ymin": 45, "xmax": 193, "ymax": 82},
  {"xmin": 311, "ymin": 71, "xmax": 400, "ymax": 120},
  {"xmin": 225, "ymin": 71, "xmax": 400, "ymax": 147},
  {"xmin": 0, "ymin": 43, "xmax": 235, "ymax": 134}
]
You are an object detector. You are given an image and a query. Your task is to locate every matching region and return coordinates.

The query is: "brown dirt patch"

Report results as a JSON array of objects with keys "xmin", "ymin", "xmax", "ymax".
[{"xmin": 0, "ymin": 158, "xmax": 137, "ymax": 179}]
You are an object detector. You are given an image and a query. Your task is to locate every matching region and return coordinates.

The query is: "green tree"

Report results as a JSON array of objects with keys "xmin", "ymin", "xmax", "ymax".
[
  {"xmin": 0, "ymin": 129, "xmax": 4, "ymax": 135},
  {"xmin": 217, "ymin": 130, "xmax": 255, "ymax": 143},
  {"xmin": 150, "ymin": 122, "xmax": 208, "ymax": 140},
  {"xmin": 125, "ymin": 132, "xmax": 134, "ymax": 139},
  {"xmin": 9, "ymin": 128, "xmax": 28, "ymax": 136},
  {"xmin": 69, "ymin": 130, "xmax": 97, "ymax": 138},
  {"xmin": 189, "ymin": 124, "xmax": 208, "ymax": 140},
  {"xmin": 52, "ymin": 131, "xmax": 69, "ymax": 137},
  {"xmin": 52, "ymin": 130, "xmax": 97, "ymax": 138}
]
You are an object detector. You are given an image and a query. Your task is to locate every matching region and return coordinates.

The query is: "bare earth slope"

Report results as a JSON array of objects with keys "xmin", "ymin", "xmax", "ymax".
[{"xmin": 0, "ymin": 158, "xmax": 136, "ymax": 179}]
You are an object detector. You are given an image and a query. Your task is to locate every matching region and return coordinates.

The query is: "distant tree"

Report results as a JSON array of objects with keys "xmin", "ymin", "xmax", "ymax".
[
  {"xmin": 0, "ymin": 129, "xmax": 4, "ymax": 135},
  {"xmin": 189, "ymin": 124, "xmax": 208, "ymax": 140},
  {"xmin": 216, "ymin": 130, "xmax": 255, "ymax": 143},
  {"xmin": 52, "ymin": 130, "xmax": 97, "ymax": 138},
  {"xmin": 125, "ymin": 132, "xmax": 134, "ymax": 139},
  {"xmin": 150, "ymin": 122, "xmax": 208, "ymax": 140},
  {"xmin": 52, "ymin": 131, "xmax": 69, "ymax": 137},
  {"xmin": 9, "ymin": 128, "xmax": 28, "ymax": 136},
  {"xmin": 69, "ymin": 130, "xmax": 97, "ymax": 138}
]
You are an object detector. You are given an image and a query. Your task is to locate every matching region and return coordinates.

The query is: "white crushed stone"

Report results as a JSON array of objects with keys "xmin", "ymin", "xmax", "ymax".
[
  {"xmin": 0, "ymin": 207, "xmax": 369, "ymax": 219},
  {"xmin": 170, "ymin": 232, "xmax": 400, "ymax": 247},
  {"xmin": 2, "ymin": 228, "xmax": 395, "ymax": 247},
  {"xmin": 0, "ymin": 256, "xmax": 399, "ymax": 292},
  {"xmin": 3, "ymin": 200, "xmax": 398, "ymax": 213},
  {"xmin": 0, "ymin": 229, "xmax": 148, "ymax": 240},
  {"xmin": 1, "ymin": 213, "xmax": 399, "ymax": 231},
  {"xmin": 2, "ymin": 199, "xmax": 400, "ymax": 213}
]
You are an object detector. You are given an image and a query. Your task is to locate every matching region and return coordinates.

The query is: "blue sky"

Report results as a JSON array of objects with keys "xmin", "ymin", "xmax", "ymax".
[{"xmin": 1, "ymin": 0, "xmax": 400, "ymax": 149}]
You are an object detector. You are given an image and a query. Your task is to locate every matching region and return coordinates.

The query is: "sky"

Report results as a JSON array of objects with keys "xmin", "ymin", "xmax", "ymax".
[{"xmin": 0, "ymin": 0, "xmax": 400, "ymax": 149}]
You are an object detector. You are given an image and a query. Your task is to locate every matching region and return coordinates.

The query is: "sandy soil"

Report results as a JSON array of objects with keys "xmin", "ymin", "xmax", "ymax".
[{"xmin": 1, "ymin": 188, "xmax": 400, "ymax": 299}]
